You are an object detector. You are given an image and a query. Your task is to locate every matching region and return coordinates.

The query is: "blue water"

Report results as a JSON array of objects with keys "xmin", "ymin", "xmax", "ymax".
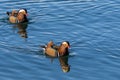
[{"xmin": 0, "ymin": 0, "xmax": 120, "ymax": 80}]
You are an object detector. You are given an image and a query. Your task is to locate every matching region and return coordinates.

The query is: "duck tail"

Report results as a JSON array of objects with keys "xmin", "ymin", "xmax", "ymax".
[
  {"xmin": 6, "ymin": 12, "xmax": 11, "ymax": 16},
  {"xmin": 40, "ymin": 45, "xmax": 46, "ymax": 48}
]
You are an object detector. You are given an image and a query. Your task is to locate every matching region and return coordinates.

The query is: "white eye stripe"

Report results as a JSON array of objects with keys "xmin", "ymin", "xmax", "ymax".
[
  {"xmin": 62, "ymin": 42, "xmax": 67, "ymax": 45},
  {"xmin": 19, "ymin": 9, "xmax": 25, "ymax": 13}
]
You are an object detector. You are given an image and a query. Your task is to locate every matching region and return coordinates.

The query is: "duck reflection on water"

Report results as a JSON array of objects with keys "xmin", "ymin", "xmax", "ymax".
[
  {"xmin": 59, "ymin": 56, "xmax": 70, "ymax": 73},
  {"xmin": 12, "ymin": 22, "xmax": 28, "ymax": 38}
]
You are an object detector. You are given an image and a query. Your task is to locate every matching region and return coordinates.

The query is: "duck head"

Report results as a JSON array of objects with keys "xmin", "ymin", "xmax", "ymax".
[
  {"xmin": 17, "ymin": 9, "xmax": 28, "ymax": 23},
  {"xmin": 19, "ymin": 9, "xmax": 28, "ymax": 16},
  {"xmin": 61, "ymin": 41, "xmax": 70, "ymax": 48}
]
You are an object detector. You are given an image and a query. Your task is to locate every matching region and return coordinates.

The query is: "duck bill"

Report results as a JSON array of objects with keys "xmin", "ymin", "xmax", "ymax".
[
  {"xmin": 68, "ymin": 45, "xmax": 70, "ymax": 48},
  {"xmin": 25, "ymin": 13, "xmax": 28, "ymax": 16}
]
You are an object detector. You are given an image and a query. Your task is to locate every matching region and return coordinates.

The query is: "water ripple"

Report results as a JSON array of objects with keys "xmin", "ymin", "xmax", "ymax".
[{"xmin": 0, "ymin": 0, "xmax": 120, "ymax": 80}]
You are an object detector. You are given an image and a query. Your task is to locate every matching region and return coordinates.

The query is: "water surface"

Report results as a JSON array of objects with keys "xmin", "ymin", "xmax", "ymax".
[{"xmin": 0, "ymin": 0, "xmax": 120, "ymax": 80}]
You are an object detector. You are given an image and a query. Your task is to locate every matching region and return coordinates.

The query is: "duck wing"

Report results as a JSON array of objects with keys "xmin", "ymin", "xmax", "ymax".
[{"xmin": 45, "ymin": 47, "xmax": 58, "ymax": 57}]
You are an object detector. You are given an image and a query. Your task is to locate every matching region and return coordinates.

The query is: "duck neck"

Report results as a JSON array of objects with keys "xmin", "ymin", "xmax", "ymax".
[{"xmin": 58, "ymin": 46, "xmax": 69, "ymax": 56}]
